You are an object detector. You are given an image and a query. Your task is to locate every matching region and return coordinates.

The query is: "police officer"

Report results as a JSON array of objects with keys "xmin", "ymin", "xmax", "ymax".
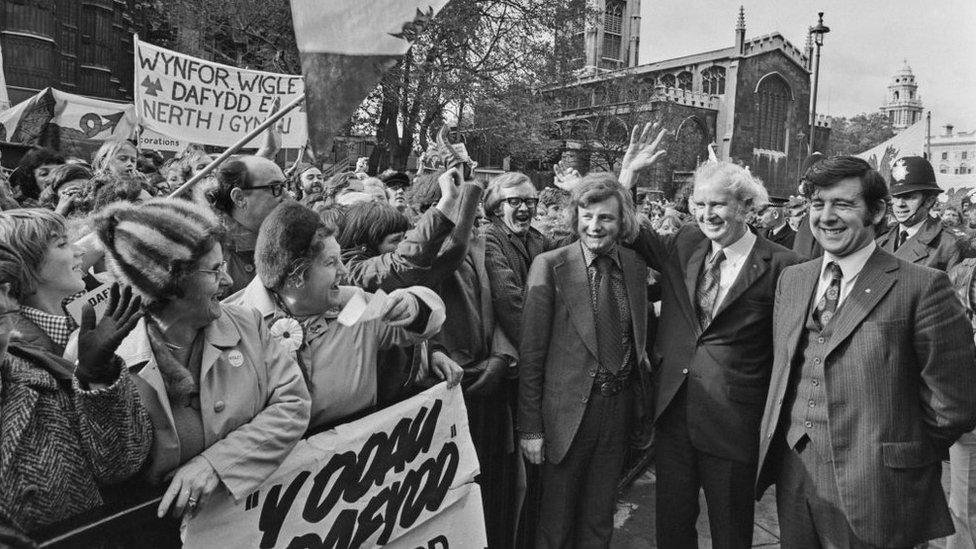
[{"xmin": 877, "ymin": 156, "xmax": 971, "ymax": 271}]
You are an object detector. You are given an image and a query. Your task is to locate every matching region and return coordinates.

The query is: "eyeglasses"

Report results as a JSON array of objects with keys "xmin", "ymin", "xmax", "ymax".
[
  {"xmin": 504, "ymin": 197, "xmax": 539, "ymax": 209},
  {"xmin": 244, "ymin": 182, "xmax": 285, "ymax": 197},
  {"xmin": 197, "ymin": 260, "xmax": 229, "ymax": 281}
]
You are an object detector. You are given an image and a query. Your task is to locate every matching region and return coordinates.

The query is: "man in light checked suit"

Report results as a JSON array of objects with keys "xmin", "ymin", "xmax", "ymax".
[{"xmin": 756, "ymin": 155, "xmax": 976, "ymax": 548}]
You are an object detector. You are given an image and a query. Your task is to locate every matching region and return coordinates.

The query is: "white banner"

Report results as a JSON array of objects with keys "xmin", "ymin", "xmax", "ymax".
[
  {"xmin": 184, "ymin": 383, "xmax": 486, "ymax": 549},
  {"xmin": 134, "ymin": 38, "xmax": 307, "ymax": 149},
  {"xmin": 0, "ymin": 87, "xmax": 137, "ymax": 146}
]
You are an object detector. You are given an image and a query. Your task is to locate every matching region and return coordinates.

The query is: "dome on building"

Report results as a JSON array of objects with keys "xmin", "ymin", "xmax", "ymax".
[{"xmin": 891, "ymin": 60, "xmax": 916, "ymax": 85}]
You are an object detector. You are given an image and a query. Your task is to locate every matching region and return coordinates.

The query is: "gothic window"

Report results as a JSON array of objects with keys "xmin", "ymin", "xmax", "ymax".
[
  {"xmin": 677, "ymin": 71, "xmax": 693, "ymax": 91},
  {"xmin": 701, "ymin": 66, "xmax": 726, "ymax": 95},
  {"xmin": 755, "ymin": 73, "xmax": 791, "ymax": 151},
  {"xmin": 893, "ymin": 91, "xmax": 899, "ymax": 101},
  {"xmin": 661, "ymin": 73, "xmax": 676, "ymax": 88},
  {"xmin": 602, "ymin": 1, "xmax": 623, "ymax": 61}
]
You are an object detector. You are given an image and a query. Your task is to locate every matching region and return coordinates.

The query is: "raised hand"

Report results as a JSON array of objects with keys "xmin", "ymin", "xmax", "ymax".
[
  {"xmin": 76, "ymin": 283, "xmax": 143, "ymax": 385},
  {"xmin": 553, "ymin": 162, "xmax": 583, "ymax": 191},
  {"xmin": 621, "ymin": 122, "xmax": 668, "ymax": 175}
]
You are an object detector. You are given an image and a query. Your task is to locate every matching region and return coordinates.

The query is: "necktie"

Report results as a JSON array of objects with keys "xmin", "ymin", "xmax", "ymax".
[
  {"xmin": 814, "ymin": 261, "xmax": 843, "ymax": 330},
  {"xmin": 895, "ymin": 229, "xmax": 909, "ymax": 251},
  {"xmin": 695, "ymin": 249, "xmax": 726, "ymax": 329},
  {"xmin": 595, "ymin": 255, "xmax": 623, "ymax": 372}
]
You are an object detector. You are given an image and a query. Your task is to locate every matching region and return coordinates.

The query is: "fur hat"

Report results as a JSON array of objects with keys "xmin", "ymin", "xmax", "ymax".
[
  {"xmin": 94, "ymin": 198, "xmax": 220, "ymax": 303},
  {"xmin": 255, "ymin": 202, "xmax": 324, "ymax": 290}
]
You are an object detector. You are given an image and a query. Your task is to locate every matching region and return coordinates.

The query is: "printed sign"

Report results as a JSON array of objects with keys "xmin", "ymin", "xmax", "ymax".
[
  {"xmin": 184, "ymin": 383, "xmax": 486, "ymax": 549},
  {"xmin": 134, "ymin": 38, "xmax": 307, "ymax": 149},
  {"xmin": 64, "ymin": 283, "xmax": 114, "ymax": 326}
]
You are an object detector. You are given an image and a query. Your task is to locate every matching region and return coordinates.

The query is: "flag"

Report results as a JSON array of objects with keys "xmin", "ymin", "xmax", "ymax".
[
  {"xmin": 289, "ymin": 0, "xmax": 452, "ymax": 163},
  {"xmin": 0, "ymin": 87, "xmax": 138, "ymax": 156}
]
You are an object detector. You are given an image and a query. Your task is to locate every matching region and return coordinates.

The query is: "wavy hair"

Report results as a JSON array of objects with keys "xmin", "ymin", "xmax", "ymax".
[{"xmin": 567, "ymin": 172, "xmax": 639, "ymax": 243}]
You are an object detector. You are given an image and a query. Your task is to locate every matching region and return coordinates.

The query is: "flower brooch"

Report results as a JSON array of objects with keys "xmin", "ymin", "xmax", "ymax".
[{"xmin": 269, "ymin": 317, "xmax": 305, "ymax": 352}]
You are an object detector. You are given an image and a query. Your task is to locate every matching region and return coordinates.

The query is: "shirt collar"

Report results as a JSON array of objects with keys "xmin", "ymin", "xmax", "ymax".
[
  {"xmin": 18, "ymin": 305, "xmax": 75, "ymax": 348},
  {"xmin": 710, "ymin": 229, "xmax": 756, "ymax": 263},
  {"xmin": 822, "ymin": 240, "xmax": 876, "ymax": 282},
  {"xmin": 580, "ymin": 242, "xmax": 621, "ymax": 268}
]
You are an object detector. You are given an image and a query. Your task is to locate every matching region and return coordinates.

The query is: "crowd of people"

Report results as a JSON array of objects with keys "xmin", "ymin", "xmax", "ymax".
[{"xmin": 1, "ymin": 119, "xmax": 976, "ymax": 549}]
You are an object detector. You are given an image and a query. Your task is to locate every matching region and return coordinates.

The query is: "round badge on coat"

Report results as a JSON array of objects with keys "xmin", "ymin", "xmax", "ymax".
[{"xmin": 227, "ymin": 350, "xmax": 245, "ymax": 367}]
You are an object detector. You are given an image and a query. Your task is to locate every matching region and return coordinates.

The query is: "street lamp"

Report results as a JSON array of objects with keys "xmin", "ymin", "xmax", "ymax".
[{"xmin": 808, "ymin": 12, "xmax": 830, "ymax": 155}]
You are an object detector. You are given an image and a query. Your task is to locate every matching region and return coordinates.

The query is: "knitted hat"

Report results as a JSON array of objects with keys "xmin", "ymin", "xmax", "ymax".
[
  {"xmin": 255, "ymin": 202, "xmax": 324, "ymax": 290},
  {"xmin": 94, "ymin": 198, "xmax": 220, "ymax": 303}
]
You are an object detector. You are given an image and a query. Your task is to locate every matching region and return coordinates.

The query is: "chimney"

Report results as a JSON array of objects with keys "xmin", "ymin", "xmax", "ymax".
[
  {"xmin": 944, "ymin": 124, "xmax": 955, "ymax": 137},
  {"xmin": 735, "ymin": 6, "xmax": 746, "ymax": 55}
]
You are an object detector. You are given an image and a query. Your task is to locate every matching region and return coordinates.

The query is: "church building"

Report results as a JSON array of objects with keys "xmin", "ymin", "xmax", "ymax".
[{"xmin": 541, "ymin": 4, "xmax": 829, "ymax": 198}]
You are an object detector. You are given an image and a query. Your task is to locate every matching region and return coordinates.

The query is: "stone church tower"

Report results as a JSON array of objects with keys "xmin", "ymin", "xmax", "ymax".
[
  {"xmin": 880, "ymin": 61, "xmax": 924, "ymax": 131},
  {"xmin": 580, "ymin": 0, "xmax": 642, "ymax": 74}
]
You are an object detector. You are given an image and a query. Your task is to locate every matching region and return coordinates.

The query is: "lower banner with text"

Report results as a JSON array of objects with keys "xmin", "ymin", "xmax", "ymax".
[{"xmin": 183, "ymin": 383, "xmax": 486, "ymax": 549}]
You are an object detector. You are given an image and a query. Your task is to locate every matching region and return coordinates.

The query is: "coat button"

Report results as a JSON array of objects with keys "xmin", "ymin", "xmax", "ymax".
[
  {"xmin": 804, "ymin": 421, "xmax": 813, "ymax": 428},
  {"xmin": 814, "ymin": 357, "xmax": 822, "ymax": 365},
  {"xmin": 582, "ymin": 397, "xmax": 589, "ymax": 403},
  {"xmin": 244, "ymin": 264, "xmax": 254, "ymax": 273},
  {"xmin": 682, "ymin": 368, "xmax": 689, "ymax": 374},
  {"xmin": 817, "ymin": 337, "xmax": 825, "ymax": 344},
  {"xmin": 214, "ymin": 401, "xmax": 226, "ymax": 413}
]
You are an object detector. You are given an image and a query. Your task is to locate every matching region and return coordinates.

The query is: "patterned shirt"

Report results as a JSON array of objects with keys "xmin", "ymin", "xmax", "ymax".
[
  {"xmin": 19, "ymin": 305, "xmax": 77, "ymax": 350},
  {"xmin": 580, "ymin": 243, "xmax": 633, "ymax": 373}
]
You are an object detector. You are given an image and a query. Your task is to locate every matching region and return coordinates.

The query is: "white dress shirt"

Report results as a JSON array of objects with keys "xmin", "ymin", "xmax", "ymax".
[
  {"xmin": 709, "ymin": 229, "xmax": 757, "ymax": 312},
  {"xmin": 899, "ymin": 221, "xmax": 923, "ymax": 242},
  {"xmin": 815, "ymin": 240, "xmax": 877, "ymax": 308}
]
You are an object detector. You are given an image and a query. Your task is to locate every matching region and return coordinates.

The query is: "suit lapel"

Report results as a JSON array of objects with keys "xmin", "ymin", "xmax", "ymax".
[
  {"xmin": 823, "ymin": 249, "xmax": 898, "ymax": 358},
  {"xmin": 784, "ymin": 259, "xmax": 822, "ymax": 364},
  {"xmin": 554, "ymin": 245, "xmax": 599, "ymax": 360},
  {"xmin": 712, "ymin": 240, "xmax": 772, "ymax": 320},
  {"xmin": 620, "ymin": 249, "xmax": 647, "ymax": 356}
]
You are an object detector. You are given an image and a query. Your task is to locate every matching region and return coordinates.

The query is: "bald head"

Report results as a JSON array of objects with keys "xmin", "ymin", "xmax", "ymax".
[{"xmin": 213, "ymin": 155, "xmax": 287, "ymax": 230}]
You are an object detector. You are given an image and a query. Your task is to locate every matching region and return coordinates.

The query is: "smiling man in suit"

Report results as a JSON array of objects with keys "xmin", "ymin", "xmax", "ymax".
[
  {"xmin": 606, "ymin": 121, "xmax": 801, "ymax": 548},
  {"xmin": 757, "ymin": 155, "xmax": 976, "ymax": 548},
  {"xmin": 518, "ymin": 173, "xmax": 650, "ymax": 548}
]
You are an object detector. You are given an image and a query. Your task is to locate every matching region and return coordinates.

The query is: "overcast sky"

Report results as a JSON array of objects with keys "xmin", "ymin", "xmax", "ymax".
[{"xmin": 639, "ymin": 0, "xmax": 976, "ymax": 132}]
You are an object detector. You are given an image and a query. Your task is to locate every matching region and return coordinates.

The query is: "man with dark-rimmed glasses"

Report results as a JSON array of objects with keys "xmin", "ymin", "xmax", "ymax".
[{"xmin": 211, "ymin": 155, "xmax": 287, "ymax": 294}]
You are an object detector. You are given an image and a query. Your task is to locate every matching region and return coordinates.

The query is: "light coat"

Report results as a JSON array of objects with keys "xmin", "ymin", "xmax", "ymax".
[{"xmin": 114, "ymin": 304, "xmax": 310, "ymax": 501}]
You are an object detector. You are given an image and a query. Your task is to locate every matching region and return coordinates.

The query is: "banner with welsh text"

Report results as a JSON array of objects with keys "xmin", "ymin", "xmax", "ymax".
[
  {"xmin": 134, "ymin": 37, "xmax": 307, "ymax": 150},
  {"xmin": 183, "ymin": 383, "xmax": 486, "ymax": 549}
]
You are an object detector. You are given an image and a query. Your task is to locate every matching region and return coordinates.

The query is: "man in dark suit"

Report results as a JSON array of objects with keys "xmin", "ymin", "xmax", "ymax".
[
  {"xmin": 758, "ymin": 195, "xmax": 796, "ymax": 249},
  {"xmin": 613, "ymin": 123, "xmax": 799, "ymax": 548},
  {"xmin": 518, "ymin": 173, "xmax": 650, "ymax": 548},
  {"xmin": 876, "ymin": 156, "xmax": 971, "ymax": 272},
  {"xmin": 757, "ymin": 155, "xmax": 976, "ymax": 548}
]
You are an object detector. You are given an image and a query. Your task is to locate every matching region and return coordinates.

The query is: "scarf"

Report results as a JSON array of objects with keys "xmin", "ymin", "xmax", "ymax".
[{"xmin": 145, "ymin": 317, "xmax": 198, "ymax": 403}]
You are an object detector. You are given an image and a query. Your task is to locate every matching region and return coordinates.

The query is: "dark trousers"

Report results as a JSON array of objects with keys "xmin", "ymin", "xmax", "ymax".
[
  {"xmin": 655, "ymin": 387, "xmax": 756, "ymax": 549},
  {"xmin": 776, "ymin": 438, "xmax": 911, "ymax": 549},
  {"xmin": 536, "ymin": 388, "xmax": 632, "ymax": 549}
]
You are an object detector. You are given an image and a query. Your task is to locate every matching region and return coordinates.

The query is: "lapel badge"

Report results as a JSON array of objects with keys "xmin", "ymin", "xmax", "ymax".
[{"xmin": 865, "ymin": 288, "xmax": 871, "ymax": 293}]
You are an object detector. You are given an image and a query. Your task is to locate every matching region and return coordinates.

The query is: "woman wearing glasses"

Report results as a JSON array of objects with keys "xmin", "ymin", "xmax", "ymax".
[
  {"xmin": 0, "ymin": 211, "xmax": 151, "ymax": 537},
  {"xmin": 210, "ymin": 156, "xmax": 287, "ymax": 294},
  {"xmin": 90, "ymin": 198, "xmax": 309, "ymax": 535}
]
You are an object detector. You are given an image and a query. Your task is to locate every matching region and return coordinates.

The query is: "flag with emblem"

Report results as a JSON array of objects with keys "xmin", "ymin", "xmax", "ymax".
[{"xmin": 289, "ymin": 0, "xmax": 452, "ymax": 163}]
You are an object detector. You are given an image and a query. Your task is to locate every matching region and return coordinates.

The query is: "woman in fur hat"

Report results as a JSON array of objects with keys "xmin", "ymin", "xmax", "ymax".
[
  {"xmin": 0, "ymin": 210, "xmax": 152, "ymax": 536},
  {"xmin": 90, "ymin": 198, "xmax": 310, "ymax": 527}
]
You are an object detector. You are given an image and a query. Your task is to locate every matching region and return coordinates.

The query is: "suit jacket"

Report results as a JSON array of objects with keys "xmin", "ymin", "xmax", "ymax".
[
  {"xmin": 791, "ymin": 214, "xmax": 823, "ymax": 260},
  {"xmin": 518, "ymin": 243, "xmax": 649, "ymax": 464},
  {"xmin": 877, "ymin": 216, "xmax": 970, "ymax": 272},
  {"xmin": 762, "ymin": 224, "xmax": 796, "ymax": 250},
  {"xmin": 629, "ymin": 224, "xmax": 800, "ymax": 464},
  {"xmin": 756, "ymin": 249, "xmax": 976, "ymax": 547}
]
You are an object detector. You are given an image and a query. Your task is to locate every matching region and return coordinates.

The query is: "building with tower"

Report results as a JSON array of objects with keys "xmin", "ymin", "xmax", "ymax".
[
  {"xmin": 504, "ymin": 6, "xmax": 829, "ymax": 198},
  {"xmin": 880, "ymin": 61, "xmax": 924, "ymax": 132}
]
